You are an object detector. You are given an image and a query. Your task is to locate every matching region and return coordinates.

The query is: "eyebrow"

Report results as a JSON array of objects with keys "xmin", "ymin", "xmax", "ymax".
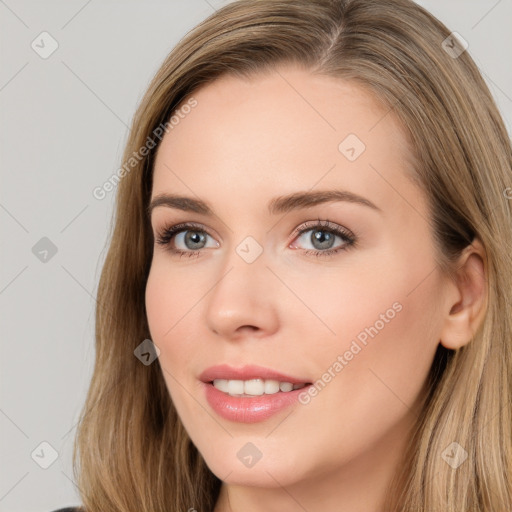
[{"xmin": 147, "ymin": 189, "xmax": 381, "ymax": 217}]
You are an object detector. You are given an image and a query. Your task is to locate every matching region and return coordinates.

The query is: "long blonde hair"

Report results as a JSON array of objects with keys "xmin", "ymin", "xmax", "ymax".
[{"xmin": 73, "ymin": 1, "xmax": 512, "ymax": 510}]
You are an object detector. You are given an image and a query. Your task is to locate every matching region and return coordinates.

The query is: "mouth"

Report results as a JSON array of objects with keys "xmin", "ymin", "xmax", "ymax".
[{"xmin": 200, "ymin": 367, "xmax": 314, "ymax": 423}]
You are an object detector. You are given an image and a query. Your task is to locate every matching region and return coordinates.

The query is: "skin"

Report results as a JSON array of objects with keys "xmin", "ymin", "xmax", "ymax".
[{"xmin": 145, "ymin": 65, "xmax": 487, "ymax": 512}]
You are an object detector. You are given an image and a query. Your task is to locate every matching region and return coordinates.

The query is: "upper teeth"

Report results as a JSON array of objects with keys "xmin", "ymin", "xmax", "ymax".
[{"xmin": 213, "ymin": 379, "xmax": 307, "ymax": 396}]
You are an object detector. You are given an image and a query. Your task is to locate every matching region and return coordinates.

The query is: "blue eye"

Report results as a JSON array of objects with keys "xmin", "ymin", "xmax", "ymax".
[
  {"xmin": 155, "ymin": 218, "xmax": 356, "ymax": 258},
  {"xmin": 155, "ymin": 222, "xmax": 218, "ymax": 258},
  {"xmin": 290, "ymin": 219, "xmax": 356, "ymax": 258}
]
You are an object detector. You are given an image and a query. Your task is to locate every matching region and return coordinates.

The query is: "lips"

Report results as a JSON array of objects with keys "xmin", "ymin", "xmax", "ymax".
[{"xmin": 199, "ymin": 364, "xmax": 313, "ymax": 423}]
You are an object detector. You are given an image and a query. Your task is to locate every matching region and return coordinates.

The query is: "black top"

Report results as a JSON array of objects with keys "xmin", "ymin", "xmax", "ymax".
[{"xmin": 52, "ymin": 508, "xmax": 81, "ymax": 512}]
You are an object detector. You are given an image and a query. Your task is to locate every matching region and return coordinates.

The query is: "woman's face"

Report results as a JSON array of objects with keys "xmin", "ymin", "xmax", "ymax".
[{"xmin": 145, "ymin": 66, "xmax": 450, "ymax": 491}]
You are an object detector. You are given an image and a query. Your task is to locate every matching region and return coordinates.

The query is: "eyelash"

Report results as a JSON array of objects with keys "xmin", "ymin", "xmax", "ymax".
[{"xmin": 154, "ymin": 218, "xmax": 357, "ymax": 259}]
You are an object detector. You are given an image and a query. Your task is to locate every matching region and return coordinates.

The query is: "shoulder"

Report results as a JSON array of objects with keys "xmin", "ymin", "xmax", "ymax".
[{"xmin": 50, "ymin": 508, "xmax": 82, "ymax": 512}]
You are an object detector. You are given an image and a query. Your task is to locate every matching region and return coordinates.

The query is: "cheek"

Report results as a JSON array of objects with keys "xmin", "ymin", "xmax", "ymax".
[
  {"xmin": 297, "ymin": 239, "xmax": 443, "ymax": 410},
  {"xmin": 306, "ymin": 256, "xmax": 443, "ymax": 429},
  {"xmin": 144, "ymin": 260, "xmax": 209, "ymax": 381},
  {"xmin": 145, "ymin": 265, "xmax": 198, "ymax": 415},
  {"xmin": 145, "ymin": 260, "xmax": 201, "ymax": 341},
  {"xmin": 283, "ymin": 268, "xmax": 443, "ymax": 473},
  {"xmin": 144, "ymin": 263, "xmax": 198, "ymax": 389},
  {"xmin": 145, "ymin": 267, "xmax": 172, "ymax": 346}
]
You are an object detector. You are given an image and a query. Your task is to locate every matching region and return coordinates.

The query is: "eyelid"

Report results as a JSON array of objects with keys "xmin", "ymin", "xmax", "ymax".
[
  {"xmin": 290, "ymin": 219, "xmax": 355, "ymax": 243},
  {"xmin": 155, "ymin": 221, "xmax": 220, "ymax": 242}
]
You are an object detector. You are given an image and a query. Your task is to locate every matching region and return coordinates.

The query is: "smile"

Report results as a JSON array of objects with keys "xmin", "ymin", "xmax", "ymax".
[
  {"xmin": 199, "ymin": 364, "xmax": 313, "ymax": 423},
  {"xmin": 212, "ymin": 378, "xmax": 307, "ymax": 396}
]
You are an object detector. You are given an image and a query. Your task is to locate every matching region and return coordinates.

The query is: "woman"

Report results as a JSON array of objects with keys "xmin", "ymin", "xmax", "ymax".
[{"xmin": 56, "ymin": 0, "xmax": 512, "ymax": 510}]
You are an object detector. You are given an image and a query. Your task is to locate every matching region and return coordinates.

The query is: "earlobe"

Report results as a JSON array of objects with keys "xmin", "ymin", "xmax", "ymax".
[{"xmin": 439, "ymin": 239, "xmax": 488, "ymax": 350}]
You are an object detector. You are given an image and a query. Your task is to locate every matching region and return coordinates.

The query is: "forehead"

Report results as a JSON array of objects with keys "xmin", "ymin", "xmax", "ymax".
[{"xmin": 151, "ymin": 66, "xmax": 419, "ymax": 216}]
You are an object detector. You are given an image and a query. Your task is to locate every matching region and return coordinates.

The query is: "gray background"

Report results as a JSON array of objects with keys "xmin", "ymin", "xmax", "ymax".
[{"xmin": 1, "ymin": 1, "xmax": 511, "ymax": 510}]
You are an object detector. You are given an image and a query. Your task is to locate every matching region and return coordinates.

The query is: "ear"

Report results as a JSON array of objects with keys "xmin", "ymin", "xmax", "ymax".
[{"xmin": 439, "ymin": 238, "xmax": 488, "ymax": 350}]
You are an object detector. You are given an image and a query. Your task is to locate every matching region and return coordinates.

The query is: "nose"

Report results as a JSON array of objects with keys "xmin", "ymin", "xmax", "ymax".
[{"xmin": 204, "ymin": 245, "xmax": 280, "ymax": 340}]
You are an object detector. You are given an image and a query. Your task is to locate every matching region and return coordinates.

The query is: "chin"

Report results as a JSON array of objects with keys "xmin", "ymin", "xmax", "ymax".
[
  {"xmin": 198, "ymin": 440, "xmax": 309, "ymax": 488},
  {"xmin": 207, "ymin": 459, "xmax": 301, "ymax": 488}
]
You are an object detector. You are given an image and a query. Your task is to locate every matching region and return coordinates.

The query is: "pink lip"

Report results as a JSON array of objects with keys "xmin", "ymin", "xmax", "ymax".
[{"xmin": 199, "ymin": 364, "xmax": 312, "ymax": 423}]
